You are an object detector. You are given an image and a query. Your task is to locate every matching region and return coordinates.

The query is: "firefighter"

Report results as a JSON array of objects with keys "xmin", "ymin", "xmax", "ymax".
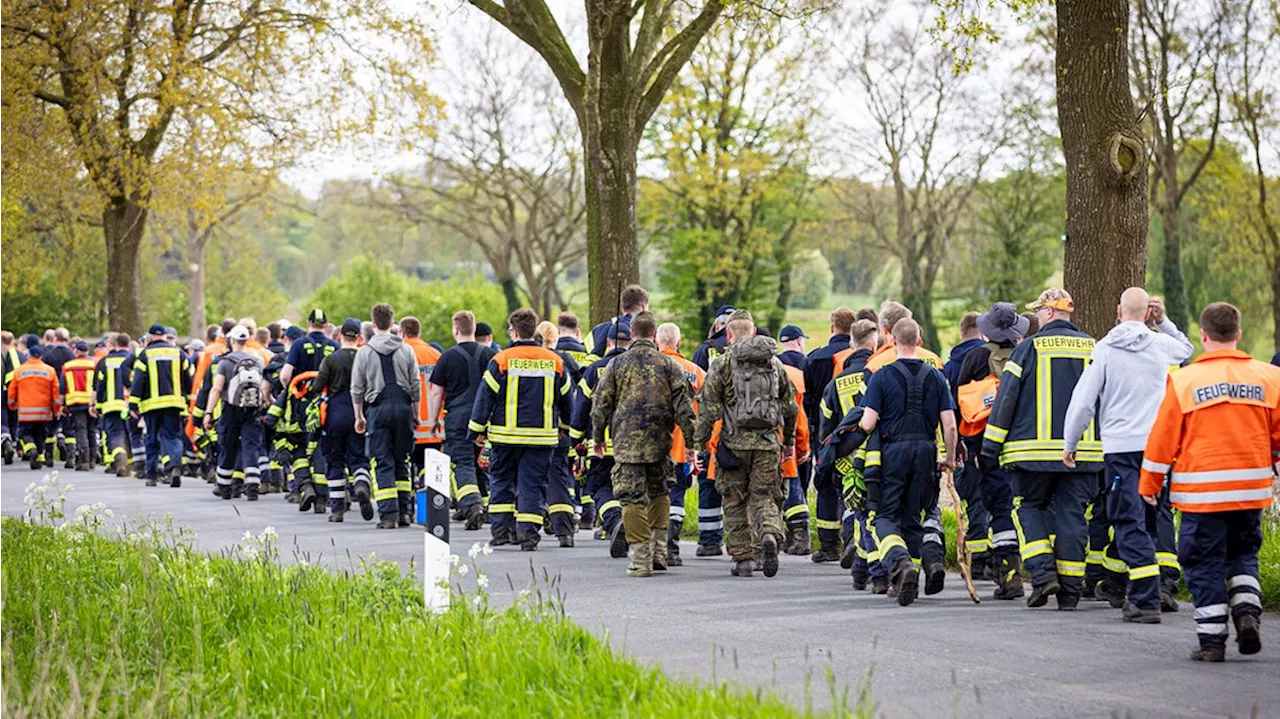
[
  {"xmin": 265, "ymin": 369, "xmax": 324, "ymax": 514},
  {"xmin": 538, "ymin": 320, "xmax": 582, "ymax": 546},
  {"xmin": 60, "ymin": 341, "xmax": 96, "ymax": 470},
  {"xmin": 131, "ymin": 324, "xmax": 195, "ymax": 487},
  {"xmin": 402, "ymin": 316, "xmax": 444, "ymax": 485},
  {"xmin": 204, "ymin": 326, "xmax": 268, "ymax": 499},
  {"xmin": 93, "ymin": 333, "xmax": 134, "ymax": 476},
  {"xmin": 555, "ymin": 312, "xmax": 595, "ymax": 527},
  {"xmin": 781, "ymin": 359, "xmax": 814, "ymax": 557},
  {"xmin": 7, "ymin": 345, "xmax": 61, "ymax": 470},
  {"xmin": 981, "ymin": 289, "xmax": 1103, "ymax": 610},
  {"xmin": 2, "ymin": 331, "xmax": 25, "ymax": 464},
  {"xmin": 1139, "ymin": 302, "xmax": 1276, "ymax": 661},
  {"xmin": 586, "ymin": 284, "xmax": 649, "ymax": 356},
  {"xmin": 314, "ymin": 319, "xmax": 372, "ymax": 522},
  {"xmin": 468, "ymin": 308, "xmax": 574, "ymax": 550}
]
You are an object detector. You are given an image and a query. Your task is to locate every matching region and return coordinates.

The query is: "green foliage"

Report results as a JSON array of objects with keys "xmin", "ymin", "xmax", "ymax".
[
  {"xmin": 2, "ymin": 517, "xmax": 845, "ymax": 717},
  {"xmin": 307, "ymin": 254, "xmax": 509, "ymax": 341},
  {"xmin": 790, "ymin": 250, "xmax": 834, "ymax": 310}
]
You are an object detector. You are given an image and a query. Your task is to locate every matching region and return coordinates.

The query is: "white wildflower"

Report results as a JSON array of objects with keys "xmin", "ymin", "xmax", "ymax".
[
  {"xmin": 449, "ymin": 554, "xmax": 461, "ymax": 568},
  {"xmin": 262, "ymin": 526, "xmax": 278, "ymax": 541},
  {"xmin": 476, "ymin": 573, "xmax": 490, "ymax": 590},
  {"xmin": 468, "ymin": 542, "xmax": 483, "ymax": 559},
  {"xmin": 472, "ymin": 594, "xmax": 483, "ymax": 607},
  {"xmin": 456, "ymin": 564, "xmax": 469, "ymax": 576},
  {"xmin": 481, "ymin": 543, "xmax": 493, "ymax": 556}
]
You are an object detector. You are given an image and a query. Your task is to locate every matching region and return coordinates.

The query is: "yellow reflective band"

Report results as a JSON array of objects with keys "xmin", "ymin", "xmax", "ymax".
[
  {"xmin": 1102, "ymin": 554, "xmax": 1129, "ymax": 574},
  {"xmin": 579, "ymin": 377, "xmax": 594, "ymax": 399},
  {"xmin": 968, "ymin": 539, "xmax": 991, "ymax": 552},
  {"xmin": 820, "ymin": 400, "xmax": 833, "ymax": 419},
  {"xmin": 395, "ymin": 480, "xmax": 411, "ymax": 491},
  {"xmin": 816, "ymin": 519, "xmax": 842, "ymax": 530},
  {"xmin": 373, "ymin": 486, "xmax": 398, "ymax": 501},
  {"xmin": 784, "ymin": 504, "xmax": 809, "ymax": 519},
  {"xmin": 1156, "ymin": 552, "xmax": 1181, "ymax": 570},
  {"xmin": 876, "ymin": 534, "xmax": 907, "ymax": 554},
  {"xmin": 1021, "ymin": 539, "xmax": 1053, "ymax": 561},
  {"xmin": 1003, "ymin": 361, "xmax": 1022, "ymax": 379},
  {"xmin": 468, "ymin": 420, "xmax": 487, "ymax": 434},
  {"xmin": 1055, "ymin": 560, "xmax": 1086, "ymax": 577},
  {"xmin": 984, "ymin": 425, "xmax": 1008, "ymax": 442},
  {"xmin": 549, "ymin": 503, "xmax": 574, "ymax": 515},
  {"xmin": 1129, "ymin": 564, "xmax": 1160, "ymax": 581},
  {"xmin": 865, "ymin": 451, "xmax": 881, "ymax": 467},
  {"xmin": 488, "ymin": 503, "xmax": 515, "ymax": 514},
  {"xmin": 580, "ymin": 496, "xmax": 595, "ymax": 504},
  {"xmin": 516, "ymin": 512, "xmax": 544, "ymax": 524},
  {"xmin": 1086, "ymin": 550, "xmax": 1105, "ymax": 565},
  {"xmin": 456, "ymin": 484, "xmax": 480, "ymax": 498},
  {"xmin": 483, "ymin": 371, "xmax": 500, "ymax": 393},
  {"xmin": 599, "ymin": 500, "xmax": 621, "ymax": 514}
]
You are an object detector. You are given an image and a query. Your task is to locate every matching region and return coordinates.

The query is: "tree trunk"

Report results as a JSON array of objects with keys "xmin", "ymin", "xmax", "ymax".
[
  {"xmin": 188, "ymin": 234, "xmax": 207, "ymax": 338},
  {"xmin": 1159, "ymin": 198, "xmax": 1190, "ymax": 330},
  {"xmin": 1056, "ymin": 0, "xmax": 1149, "ymax": 339},
  {"xmin": 103, "ymin": 198, "xmax": 147, "ymax": 335},
  {"xmin": 498, "ymin": 275, "xmax": 521, "ymax": 314},
  {"xmin": 900, "ymin": 259, "xmax": 939, "ymax": 351}
]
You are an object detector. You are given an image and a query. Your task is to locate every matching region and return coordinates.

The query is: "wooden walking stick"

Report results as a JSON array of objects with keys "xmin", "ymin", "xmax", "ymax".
[{"xmin": 944, "ymin": 467, "xmax": 981, "ymax": 604}]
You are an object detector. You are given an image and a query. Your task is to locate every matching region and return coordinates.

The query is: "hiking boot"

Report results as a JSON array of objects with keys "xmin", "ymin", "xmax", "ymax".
[
  {"xmin": 464, "ymin": 503, "xmax": 485, "ymax": 531},
  {"xmin": 314, "ymin": 500, "xmax": 327, "ymax": 515},
  {"xmin": 811, "ymin": 541, "xmax": 841, "ymax": 564},
  {"xmin": 1095, "ymin": 580, "xmax": 1127, "ymax": 609},
  {"xmin": 285, "ymin": 491, "xmax": 301, "ymax": 504},
  {"xmin": 993, "ymin": 571, "xmax": 1025, "ymax": 600},
  {"xmin": 870, "ymin": 576, "xmax": 890, "ymax": 595},
  {"xmin": 329, "ymin": 511, "xmax": 345, "ymax": 523},
  {"xmin": 924, "ymin": 561, "xmax": 946, "ymax": 596},
  {"xmin": 246, "ymin": 485, "xmax": 259, "ymax": 501},
  {"xmin": 840, "ymin": 540, "xmax": 859, "ymax": 570},
  {"xmin": 1027, "ymin": 580, "xmax": 1060, "ymax": 608},
  {"xmin": 1057, "ymin": 593, "xmax": 1080, "ymax": 611},
  {"xmin": 169, "ymin": 469, "xmax": 181, "ymax": 488},
  {"xmin": 146, "ymin": 477, "xmax": 157, "ymax": 487},
  {"xmin": 214, "ymin": 485, "xmax": 232, "ymax": 500},
  {"xmin": 355, "ymin": 486, "xmax": 374, "ymax": 521},
  {"xmin": 1236, "ymin": 614, "xmax": 1262, "ymax": 655},
  {"xmin": 762, "ymin": 534, "xmax": 780, "ymax": 578},
  {"xmin": 667, "ymin": 519, "xmax": 683, "ymax": 566},
  {"xmin": 627, "ymin": 542, "xmax": 654, "ymax": 577},
  {"xmin": 490, "ymin": 531, "xmax": 516, "ymax": 547},
  {"xmin": 852, "ymin": 571, "xmax": 869, "ymax": 591},
  {"xmin": 1161, "ymin": 586, "xmax": 1180, "ymax": 613},
  {"xmin": 730, "ymin": 560, "xmax": 754, "ymax": 577},
  {"xmin": 579, "ymin": 510, "xmax": 596, "ymax": 531},
  {"xmin": 520, "ymin": 537, "xmax": 539, "ymax": 551},
  {"xmin": 594, "ymin": 528, "xmax": 608, "ymax": 540},
  {"xmin": 26, "ymin": 449, "xmax": 40, "ymax": 471},
  {"xmin": 1121, "ymin": 602, "xmax": 1162, "ymax": 624},
  {"xmin": 451, "ymin": 506, "xmax": 467, "ymax": 522},
  {"xmin": 64, "ymin": 458, "xmax": 75, "ymax": 469},
  {"xmin": 75, "ymin": 461, "xmax": 91, "ymax": 472},
  {"xmin": 609, "ymin": 524, "xmax": 629, "ymax": 559},
  {"xmin": 1190, "ymin": 644, "xmax": 1226, "ymax": 662},
  {"xmin": 786, "ymin": 527, "xmax": 813, "ymax": 556},
  {"xmin": 652, "ymin": 529, "xmax": 669, "ymax": 571},
  {"xmin": 558, "ymin": 534, "xmax": 575, "ymax": 548},
  {"xmin": 696, "ymin": 543, "xmax": 723, "ymax": 557},
  {"xmin": 892, "ymin": 563, "xmax": 920, "ymax": 606},
  {"xmin": 298, "ymin": 485, "xmax": 317, "ymax": 512},
  {"xmin": 376, "ymin": 518, "xmax": 398, "ymax": 529},
  {"xmin": 113, "ymin": 455, "xmax": 129, "ymax": 477},
  {"xmin": 398, "ymin": 512, "xmax": 411, "ymax": 527}
]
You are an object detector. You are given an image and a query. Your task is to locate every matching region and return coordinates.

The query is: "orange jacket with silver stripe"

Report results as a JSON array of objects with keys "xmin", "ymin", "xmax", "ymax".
[
  {"xmin": 7, "ymin": 357, "xmax": 61, "ymax": 421},
  {"xmin": 782, "ymin": 364, "xmax": 810, "ymax": 479},
  {"xmin": 1139, "ymin": 349, "xmax": 1280, "ymax": 513},
  {"xmin": 406, "ymin": 337, "xmax": 444, "ymax": 444},
  {"xmin": 663, "ymin": 349, "xmax": 705, "ymax": 463}
]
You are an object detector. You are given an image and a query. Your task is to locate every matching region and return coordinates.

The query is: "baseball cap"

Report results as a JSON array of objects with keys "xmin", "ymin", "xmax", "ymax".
[
  {"xmin": 475, "ymin": 322, "xmax": 494, "ymax": 338},
  {"xmin": 73, "ymin": 340, "xmax": 89, "ymax": 352},
  {"xmin": 285, "ymin": 325, "xmax": 305, "ymax": 340},
  {"xmin": 28, "ymin": 345, "xmax": 43, "ymax": 358},
  {"xmin": 778, "ymin": 325, "xmax": 809, "ymax": 343},
  {"xmin": 307, "ymin": 308, "xmax": 327, "ymax": 325},
  {"xmin": 728, "ymin": 308, "xmax": 753, "ymax": 324},
  {"xmin": 188, "ymin": 339, "xmax": 206, "ymax": 353},
  {"xmin": 977, "ymin": 302, "xmax": 1030, "ymax": 344},
  {"xmin": 714, "ymin": 305, "xmax": 737, "ymax": 320},
  {"xmin": 164, "ymin": 326, "xmax": 177, "ymax": 337},
  {"xmin": 608, "ymin": 320, "xmax": 632, "ymax": 342},
  {"xmin": 1026, "ymin": 288, "xmax": 1075, "ymax": 313},
  {"xmin": 226, "ymin": 325, "xmax": 251, "ymax": 341},
  {"xmin": 148, "ymin": 323, "xmax": 166, "ymax": 336},
  {"xmin": 341, "ymin": 318, "xmax": 362, "ymax": 337}
]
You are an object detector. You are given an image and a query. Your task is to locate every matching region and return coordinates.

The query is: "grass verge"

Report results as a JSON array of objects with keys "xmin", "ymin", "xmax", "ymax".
[{"xmin": 2, "ymin": 517, "xmax": 869, "ymax": 717}]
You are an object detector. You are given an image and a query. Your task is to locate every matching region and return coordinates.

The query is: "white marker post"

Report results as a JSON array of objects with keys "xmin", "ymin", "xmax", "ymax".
[{"xmin": 421, "ymin": 447, "xmax": 451, "ymax": 613}]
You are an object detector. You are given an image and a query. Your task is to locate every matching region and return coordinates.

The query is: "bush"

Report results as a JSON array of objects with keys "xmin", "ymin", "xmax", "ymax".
[
  {"xmin": 307, "ymin": 254, "xmax": 508, "ymax": 342},
  {"xmin": 2, "ymin": 516, "xmax": 860, "ymax": 717},
  {"xmin": 790, "ymin": 250, "xmax": 834, "ymax": 310}
]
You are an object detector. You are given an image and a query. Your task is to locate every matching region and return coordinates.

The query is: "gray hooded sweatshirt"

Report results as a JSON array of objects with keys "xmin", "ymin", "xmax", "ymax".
[
  {"xmin": 1063, "ymin": 318, "xmax": 1194, "ymax": 455},
  {"xmin": 351, "ymin": 333, "xmax": 421, "ymax": 407}
]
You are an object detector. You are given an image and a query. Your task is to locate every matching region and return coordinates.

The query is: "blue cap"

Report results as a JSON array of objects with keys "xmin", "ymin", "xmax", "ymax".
[
  {"xmin": 148, "ymin": 323, "xmax": 166, "ymax": 336},
  {"xmin": 285, "ymin": 325, "xmax": 305, "ymax": 340},
  {"xmin": 428, "ymin": 341, "xmax": 443, "ymax": 353},
  {"xmin": 714, "ymin": 305, "xmax": 737, "ymax": 319},
  {"xmin": 341, "ymin": 318, "xmax": 362, "ymax": 337},
  {"xmin": 23, "ymin": 334, "xmax": 39, "ymax": 348},
  {"xmin": 778, "ymin": 325, "xmax": 809, "ymax": 343},
  {"xmin": 608, "ymin": 320, "xmax": 632, "ymax": 343},
  {"xmin": 73, "ymin": 340, "xmax": 89, "ymax": 352},
  {"xmin": 28, "ymin": 345, "xmax": 43, "ymax": 358},
  {"xmin": 165, "ymin": 326, "xmax": 177, "ymax": 337}
]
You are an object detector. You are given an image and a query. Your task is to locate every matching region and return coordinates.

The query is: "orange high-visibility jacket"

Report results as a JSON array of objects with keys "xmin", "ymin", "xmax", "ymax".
[
  {"xmin": 8, "ymin": 357, "xmax": 61, "ymax": 422},
  {"xmin": 61, "ymin": 357, "xmax": 96, "ymax": 407},
  {"xmin": 406, "ymin": 337, "xmax": 444, "ymax": 445},
  {"xmin": 1140, "ymin": 349, "xmax": 1280, "ymax": 513},
  {"xmin": 663, "ymin": 349, "xmax": 705, "ymax": 464},
  {"xmin": 782, "ymin": 364, "xmax": 810, "ymax": 479}
]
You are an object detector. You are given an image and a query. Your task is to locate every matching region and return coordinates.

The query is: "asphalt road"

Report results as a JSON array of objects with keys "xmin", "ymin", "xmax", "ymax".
[{"xmin": 3, "ymin": 464, "xmax": 1277, "ymax": 718}]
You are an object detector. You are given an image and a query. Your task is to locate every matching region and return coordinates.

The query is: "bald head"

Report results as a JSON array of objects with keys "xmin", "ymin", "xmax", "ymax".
[{"xmin": 1118, "ymin": 287, "xmax": 1149, "ymax": 322}]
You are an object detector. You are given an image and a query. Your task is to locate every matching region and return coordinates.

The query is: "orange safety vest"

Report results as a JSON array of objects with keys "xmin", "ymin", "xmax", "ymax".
[
  {"xmin": 406, "ymin": 337, "xmax": 444, "ymax": 444},
  {"xmin": 61, "ymin": 357, "xmax": 96, "ymax": 407},
  {"xmin": 663, "ymin": 349, "xmax": 705, "ymax": 463},
  {"xmin": 1139, "ymin": 349, "xmax": 1280, "ymax": 513},
  {"xmin": 781, "ymin": 364, "xmax": 809, "ymax": 479},
  {"xmin": 958, "ymin": 375, "xmax": 999, "ymax": 437},
  {"xmin": 8, "ymin": 358, "xmax": 61, "ymax": 422}
]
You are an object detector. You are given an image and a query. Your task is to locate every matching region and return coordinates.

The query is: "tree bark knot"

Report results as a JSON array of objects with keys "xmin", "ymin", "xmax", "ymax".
[{"xmin": 1107, "ymin": 133, "xmax": 1145, "ymax": 186}]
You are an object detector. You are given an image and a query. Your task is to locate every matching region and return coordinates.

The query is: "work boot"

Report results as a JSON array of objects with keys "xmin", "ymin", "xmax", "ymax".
[
  {"xmin": 169, "ymin": 467, "xmax": 182, "ymax": 486},
  {"xmin": 146, "ymin": 476, "xmax": 158, "ymax": 487},
  {"xmin": 840, "ymin": 540, "xmax": 859, "ymax": 570},
  {"xmin": 490, "ymin": 530, "xmax": 515, "ymax": 547},
  {"xmin": 26, "ymin": 449, "xmax": 40, "ymax": 471},
  {"xmin": 851, "ymin": 571, "xmax": 868, "ymax": 591},
  {"xmin": 969, "ymin": 554, "xmax": 989, "ymax": 582},
  {"xmin": 558, "ymin": 534, "xmax": 575, "ymax": 548},
  {"xmin": 870, "ymin": 576, "xmax": 890, "ymax": 595},
  {"xmin": 609, "ymin": 524, "xmax": 629, "ymax": 559},
  {"xmin": 1056, "ymin": 592, "xmax": 1080, "ymax": 611},
  {"xmin": 696, "ymin": 543, "xmax": 723, "ymax": 557},
  {"xmin": 1094, "ymin": 579, "xmax": 1126, "ymax": 609},
  {"xmin": 355, "ymin": 485, "xmax": 374, "ymax": 521},
  {"xmin": 520, "ymin": 537, "xmax": 539, "ymax": 551},
  {"xmin": 1121, "ymin": 601, "xmax": 1162, "ymax": 624},
  {"xmin": 811, "ymin": 537, "xmax": 841, "ymax": 564},
  {"xmin": 75, "ymin": 459, "xmax": 90, "ymax": 472},
  {"xmin": 113, "ymin": 455, "xmax": 129, "ymax": 477},
  {"xmin": 1160, "ymin": 584, "xmax": 1180, "ymax": 613},
  {"xmin": 730, "ymin": 560, "xmax": 754, "ymax": 577},
  {"xmin": 451, "ymin": 505, "xmax": 467, "ymax": 522},
  {"xmin": 1, "ymin": 441, "xmax": 12, "ymax": 465},
  {"xmin": 580, "ymin": 508, "xmax": 596, "ymax": 531},
  {"xmin": 542, "ymin": 513, "xmax": 555, "ymax": 536},
  {"xmin": 1027, "ymin": 580, "xmax": 1061, "ymax": 608},
  {"xmin": 1236, "ymin": 614, "xmax": 1262, "ymax": 655},
  {"xmin": 314, "ymin": 500, "xmax": 327, "ymax": 515},
  {"xmin": 285, "ymin": 491, "xmax": 301, "ymax": 504},
  {"xmin": 761, "ymin": 533, "xmax": 780, "ymax": 578},
  {"xmin": 246, "ymin": 484, "xmax": 259, "ymax": 501},
  {"xmin": 64, "ymin": 457, "xmax": 75, "ymax": 469},
  {"xmin": 463, "ymin": 503, "xmax": 485, "ymax": 531},
  {"xmin": 892, "ymin": 562, "xmax": 920, "ymax": 607},
  {"xmin": 667, "ymin": 519, "xmax": 683, "ymax": 567},
  {"xmin": 1191, "ymin": 641, "xmax": 1226, "ymax": 662},
  {"xmin": 298, "ymin": 485, "xmax": 317, "ymax": 512},
  {"xmin": 924, "ymin": 561, "xmax": 946, "ymax": 596},
  {"xmin": 214, "ymin": 484, "xmax": 233, "ymax": 500},
  {"xmin": 398, "ymin": 512, "xmax": 411, "ymax": 527},
  {"xmin": 329, "ymin": 510, "xmax": 345, "ymax": 523},
  {"xmin": 787, "ymin": 526, "xmax": 813, "ymax": 556},
  {"xmin": 652, "ymin": 528, "xmax": 669, "ymax": 571},
  {"xmin": 627, "ymin": 542, "xmax": 654, "ymax": 577},
  {"xmin": 993, "ymin": 561, "xmax": 1025, "ymax": 601},
  {"xmin": 376, "ymin": 517, "xmax": 398, "ymax": 529}
]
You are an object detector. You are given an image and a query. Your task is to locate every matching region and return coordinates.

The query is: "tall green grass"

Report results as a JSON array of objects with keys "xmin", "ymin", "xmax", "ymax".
[{"xmin": 2, "ymin": 518, "xmax": 870, "ymax": 718}]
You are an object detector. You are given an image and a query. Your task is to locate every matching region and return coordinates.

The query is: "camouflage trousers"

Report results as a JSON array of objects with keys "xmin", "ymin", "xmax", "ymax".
[
  {"xmin": 715, "ymin": 447, "xmax": 785, "ymax": 561},
  {"xmin": 613, "ymin": 460, "xmax": 674, "ymax": 545}
]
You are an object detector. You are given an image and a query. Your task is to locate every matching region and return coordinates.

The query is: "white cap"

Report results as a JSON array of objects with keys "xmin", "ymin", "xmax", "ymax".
[{"xmin": 227, "ymin": 325, "xmax": 251, "ymax": 341}]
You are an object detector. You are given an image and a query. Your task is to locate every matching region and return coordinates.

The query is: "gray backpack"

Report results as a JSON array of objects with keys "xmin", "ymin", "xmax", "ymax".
[
  {"xmin": 226, "ymin": 356, "xmax": 264, "ymax": 409},
  {"xmin": 722, "ymin": 354, "xmax": 782, "ymax": 434}
]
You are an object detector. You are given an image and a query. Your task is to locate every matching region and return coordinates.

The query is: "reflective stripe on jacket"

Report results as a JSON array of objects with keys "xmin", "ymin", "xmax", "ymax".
[
  {"xmin": 61, "ymin": 358, "xmax": 96, "ymax": 406},
  {"xmin": 407, "ymin": 337, "xmax": 444, "ymax": 444},
  {"xmin": 8, "ymin": 358, "xmax": 60, "ymax": 421},
  {"xmin": 469, "ymin": 341, "xmax": 572, "ymax": 446}
]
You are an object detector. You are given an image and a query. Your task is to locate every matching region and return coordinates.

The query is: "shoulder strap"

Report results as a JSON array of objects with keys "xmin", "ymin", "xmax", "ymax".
[
  {"xmin": 890, "ymin": 361, "xmax": 927, "ymax": 418},
  {"xmin": 456, "ymin": 343, "xmax": 482, "ymax": 389}
]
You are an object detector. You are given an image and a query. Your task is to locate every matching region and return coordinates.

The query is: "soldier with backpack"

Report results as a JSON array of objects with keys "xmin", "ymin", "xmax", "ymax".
[
  {"xmin": 693, "ymin": 309, "xmax": 799, "ymax": 579},
  {"xmin": 203, "ymin": 325, "xmax": 268, "ymax": 500},
  {"xmin": 954, "ymin": 302, "xmax": 1030, "ymax": 600}
]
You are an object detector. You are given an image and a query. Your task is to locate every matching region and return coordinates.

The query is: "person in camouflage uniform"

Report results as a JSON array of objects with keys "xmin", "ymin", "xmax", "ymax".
[
  {"xmin": 591, "ymin": 312, "xmax": 697, "ymax": 577},
  {"xmin": 694, "ymin": 309, "xmax": 798, "ymax": 578}
]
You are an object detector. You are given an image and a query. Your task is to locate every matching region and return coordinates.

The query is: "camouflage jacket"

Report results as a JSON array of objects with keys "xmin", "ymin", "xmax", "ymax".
[
  {"xmin": 695, "ymin": 335, "xmax": 798, "ymax": 452},
  {"xmin": 590, "ymin": 339, "xmax": 696, "ymax": 464}
]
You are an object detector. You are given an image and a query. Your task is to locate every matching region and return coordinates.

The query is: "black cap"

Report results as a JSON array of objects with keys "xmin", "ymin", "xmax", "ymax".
[
  {"xmin": 148, "ymin": 323, "xmax": 166, "ymax": 336},
  {"xmin": 714, "ymin": 305, "xmax": 737, "ymax": 320},
  {"xmin": 22, "ymin": 333, "xmax": 39, "ymax": 348},
  {"xmin": 285, "ymin": 325, "xmax": 305, "ymax": 340},
  {"xmin": 475, "ymin": 322, "xmax": 494, "ymax": 338},
  {"xmin": 778, "ymin": 325, "xmax": 809, "ymax": 343},
  {"xmin": 28, "ymin": 345, "xmax": 43, "ymax": 358},
  {"xmin": 608, "ymin": 320, "xmax": 632, "ymax": 343},
  {"xmin": 308, "ymin": 308, "xmax": 327, "ymax": 325},
  {"xmin": 341, "ymin": 318, "xmax": 361, "ymax": 337},
  {"xmin": 73, "ymin": 340, "xmax": 89, "ymax": 352}
]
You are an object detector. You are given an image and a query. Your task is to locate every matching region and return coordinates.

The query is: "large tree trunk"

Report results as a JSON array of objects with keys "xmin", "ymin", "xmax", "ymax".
[
  {"xmin": 1056, "ymin": 0, "xmax": 1149, "ymax": 339},
  {"xmin": 103, "ymin": 198, "xmax": 146, "ymax": 335},
  {"xmin": 901, "ymin": 266, "xmax": 939, "ymax": 352},
  {"xmin": 188, "ymin": 235, "xmax": 207, "ymax": 338}
]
